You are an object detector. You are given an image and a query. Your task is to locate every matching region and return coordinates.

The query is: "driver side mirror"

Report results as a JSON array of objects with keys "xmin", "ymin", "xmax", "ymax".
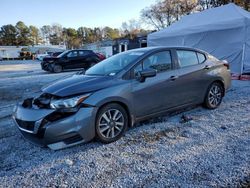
[{"xmin": 137, "ymin": 68, "xmax": 157, "ymax": 82}]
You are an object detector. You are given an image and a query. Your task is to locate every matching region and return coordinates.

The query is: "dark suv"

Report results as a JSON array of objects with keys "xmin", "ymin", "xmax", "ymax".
[{"xmin": 41, "ymin": 50, "xmax": 101, "ymax": 73}]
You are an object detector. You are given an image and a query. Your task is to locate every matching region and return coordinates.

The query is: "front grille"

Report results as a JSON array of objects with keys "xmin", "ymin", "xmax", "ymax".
[
  {"xmin": 45, "ymin": 112, "xmax": 75, "ymax": 122},
  {"xmin": 15, "ymin": 119, "xmax": 35, "ymax": 131},
  {"xmin": 63, "ymin": 135, "xmax": 83, "ymax": 145}
]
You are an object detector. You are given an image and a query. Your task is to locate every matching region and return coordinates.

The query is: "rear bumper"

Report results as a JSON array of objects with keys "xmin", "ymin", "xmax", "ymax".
[
  {"xmin": 224, "ymin": 70, "xmax": 232, "ymax": 92},
  {"xmin": 13, "ymin": 104, "xmax": 97, "ymax": 150}
]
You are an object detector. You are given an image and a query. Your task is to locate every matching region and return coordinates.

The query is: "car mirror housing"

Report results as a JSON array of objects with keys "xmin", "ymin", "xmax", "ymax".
[{"xmin": 137, "ymin": 68, "xmax": 157, "ymax": 82}]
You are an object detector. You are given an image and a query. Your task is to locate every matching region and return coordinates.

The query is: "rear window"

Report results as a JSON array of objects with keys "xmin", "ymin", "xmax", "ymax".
[
  {"xmin": 177, "ymin": 50, "xmax": 199, "ymax": 67},
  {"xmin": 67, "ymin": 51, "xmax": 78, "ymax": 58},
  {"xmin": 79, "ymin": 51, "xmax": 92, "ymax": 56}
]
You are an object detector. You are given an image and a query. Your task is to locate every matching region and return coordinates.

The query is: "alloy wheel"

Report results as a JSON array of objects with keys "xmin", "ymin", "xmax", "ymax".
[
  {"xmin": 97, "ymin": 109, "xmax": 125, "ymax": 139},
  {"xmin": 208, "ymin": 84, "xmax": 222, "ymax": 108}
]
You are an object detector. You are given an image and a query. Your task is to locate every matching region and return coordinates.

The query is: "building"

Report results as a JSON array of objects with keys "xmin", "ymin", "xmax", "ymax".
[
  {"xmin": 82, "ymin": 35, "xmax": 148, "ymax": 57},
  {"xmin": 112, "ymin": 36, "xmax": 147, "ymax": 55}
]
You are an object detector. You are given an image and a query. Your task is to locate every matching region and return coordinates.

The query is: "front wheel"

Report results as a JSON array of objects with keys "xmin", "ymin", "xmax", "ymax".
[
  {"xmin": 95, "ymin": 103, "xmax": 128, "ymax": 143},
  {"xmin": 52, "ymin": 64, "xmax": 62, "ymax": 73},
  {"xmin": 204, "ymin": 82, "xmax": 224, "ymax": 109}
]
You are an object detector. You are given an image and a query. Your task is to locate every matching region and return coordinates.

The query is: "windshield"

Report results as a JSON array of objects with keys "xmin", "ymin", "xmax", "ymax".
[
  {"xmin": 57, "ymin": 50, "xmax": 69, "ymax": 58},
  {"xmin": 85, "ymin": 50, "xmax": 145, "ymax": 76}
]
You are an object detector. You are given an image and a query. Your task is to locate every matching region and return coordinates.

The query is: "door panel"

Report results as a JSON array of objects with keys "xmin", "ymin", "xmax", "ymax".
[
  {"xmin": 175, "ymin": 50, "xmax": 211, "ymax": 104},
  {"xmin": 63, "ymin": 51, "xmax": 79, "ymax": 69},
  {"xmin": 131, "ymin": 69, "xmax": 180, "ymax": 117},
  {"xmin": 77, "ymin": 51, "xmax": 89, "ymax": 69},
  {"xmin": 131, "ymin": 50, "xmax": 182, "ymax": 118}
]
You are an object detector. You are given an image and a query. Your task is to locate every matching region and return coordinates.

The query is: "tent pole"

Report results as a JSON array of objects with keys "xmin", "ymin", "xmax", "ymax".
[
  {"xmin": 241, "ymin": 43, "xmax": 246, "ymax": 76},
  {"xmin": 241, "ymin": 24, "xmax": 247, "ymax": 75}
]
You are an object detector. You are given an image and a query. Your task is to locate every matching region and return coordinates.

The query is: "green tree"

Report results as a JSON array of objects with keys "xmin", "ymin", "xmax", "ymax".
[
  {"xmin": 0, "ymin": 24, "xmax": 17, "ymax": 45},
  {"xmin": 102, "ymin": 27, "xmax": 120, "ymax": 39},
  {"xmin": 63, "ymin": 28, "xmax": 80, "ymax": 49},
  {"xmin": 16, "ymin": 21, "xmax": 32, "ymax": 45},
  {"xmin": 77, "ymin": 27, "xmax": 92, "ymax": 45},
  {"xmin": 50, "ymin": 24, "xmax": 63, "ymax": 45},
  {"xmin": 29, "ymin": 25, "xmax": 40, "ymax": 45},
  {"xmin": 40, "ymin": 25, "xmax": 51, "ymax": 44}
]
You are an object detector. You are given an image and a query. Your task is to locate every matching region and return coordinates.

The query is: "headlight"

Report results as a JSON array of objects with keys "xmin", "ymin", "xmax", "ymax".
[{"xmin": 50, "ymin": 94, "xmax": 91, "ymax": 109}]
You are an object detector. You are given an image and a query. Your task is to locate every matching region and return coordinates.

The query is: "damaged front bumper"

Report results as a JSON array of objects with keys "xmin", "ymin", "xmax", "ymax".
[
  {"xmin": 13, "ymin": 100, "xmax": 97, "ymax": 150},
  {"xmin": 40, "ymin": 62, "xmax": 52, "ymax": 71}
]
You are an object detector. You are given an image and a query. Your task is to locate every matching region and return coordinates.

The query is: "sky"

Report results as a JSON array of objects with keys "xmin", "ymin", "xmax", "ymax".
[{"xmin": 0, "ymin": 0, "xmax": 156, "ymax": 29}]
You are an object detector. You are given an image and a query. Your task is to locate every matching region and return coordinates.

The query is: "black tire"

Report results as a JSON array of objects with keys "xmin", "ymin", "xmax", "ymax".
[
  {"xmin": 53, "ymin": 64, "xmax": 62, "ymax": 73},
  {"xmin": 95, "ymin": 103, "xmax": 128, "ymax": 143},
  {"xmin": 204, "ymin": 82, "xmax": 224, "ymax": 109}
]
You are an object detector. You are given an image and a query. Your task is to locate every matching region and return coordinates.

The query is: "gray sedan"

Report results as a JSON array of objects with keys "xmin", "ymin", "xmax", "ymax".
[{"xmin": 13, "ymin": 47, "xmax": 231, "ymax": 150}]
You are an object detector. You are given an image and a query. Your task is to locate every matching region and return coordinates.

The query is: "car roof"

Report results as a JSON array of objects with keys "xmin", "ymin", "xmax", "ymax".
[
  {"xmin": 70, "ymin": 49, "xmax": 93, "ymax": 52},
  {"xmin": 130, "ymin": 46, "xmax": 208, "ymax": 55}
]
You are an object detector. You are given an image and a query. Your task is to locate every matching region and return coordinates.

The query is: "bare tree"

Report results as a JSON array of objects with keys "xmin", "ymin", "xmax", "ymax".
[{"xmin": 121, "ymin": 19, "xmax": 142, "ymax": 38}]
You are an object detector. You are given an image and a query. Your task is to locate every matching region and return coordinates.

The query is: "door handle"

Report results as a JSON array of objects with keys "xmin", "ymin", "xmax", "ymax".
[
  {"xmin": 170, "ymin": 75, "xmax": 178, "ymax": 81},
  {"xmin": 204, "ymin": 65, "xmax": 212, "ymax": 70}
]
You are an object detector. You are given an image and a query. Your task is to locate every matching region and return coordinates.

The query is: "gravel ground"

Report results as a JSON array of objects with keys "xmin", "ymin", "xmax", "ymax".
[{"xmin": 0, "ymin": 61, "xmax": 250, "ymax": 187}]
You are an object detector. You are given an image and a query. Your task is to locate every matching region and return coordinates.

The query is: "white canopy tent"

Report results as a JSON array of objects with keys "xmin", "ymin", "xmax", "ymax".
[{"xmin": 148, "ymin": 3, "xmax": 250, "ymax": 74}]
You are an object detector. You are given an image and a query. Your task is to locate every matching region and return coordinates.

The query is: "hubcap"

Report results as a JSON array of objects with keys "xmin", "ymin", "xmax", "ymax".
[
  {"xmin": 208, "ymin": 85, "xmax": 222, "ymax": 107},
  {"xmin": 98, "ymin": 109, "xmax": 124, "ymax": 139}
]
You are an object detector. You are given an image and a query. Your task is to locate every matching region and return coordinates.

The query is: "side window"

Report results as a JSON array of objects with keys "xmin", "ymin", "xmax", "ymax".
[
  {"xmin": 177, "ymin": 50, "xmax": 199, "ymax": 68},
  {"xmin": 133, "ymin": 51, "xmax": 172, "ymax": 77},
  {"xmin": 197, "ymin": 52, "xmax": 206, "ymax": 63},
  {"xmin": 67, "ymin": 51, "xmax": 78, "ymax": 58},
  {"xmin": 143, "ymin": 51, "xmax": 172, "ymax": 72},
  {"xmin": 79, "ymin": 51, "xmax": 91, "ymax": 57}
]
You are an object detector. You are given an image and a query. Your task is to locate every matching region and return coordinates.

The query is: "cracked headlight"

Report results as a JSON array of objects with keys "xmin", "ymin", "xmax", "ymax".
[{"xmin": 50, "ymin": 94, "xmax": 91, "ymax": 109}]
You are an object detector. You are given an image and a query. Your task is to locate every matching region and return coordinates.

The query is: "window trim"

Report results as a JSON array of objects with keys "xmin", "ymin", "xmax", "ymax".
[
  {"xmin": 196, "ymin": 52, "xmax": 207, "ymax": 64},
  {"xmin": 129, "ymin": 50, "xmax": 174, "ymax": 80}
]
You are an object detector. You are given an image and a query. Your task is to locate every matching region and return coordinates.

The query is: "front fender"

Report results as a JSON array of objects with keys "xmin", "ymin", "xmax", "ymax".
[{"xmin": 83, "ymin": 82, "xmax": 135, "ymax": 124}]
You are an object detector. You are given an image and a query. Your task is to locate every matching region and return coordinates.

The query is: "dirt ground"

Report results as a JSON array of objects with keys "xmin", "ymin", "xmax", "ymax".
[{"xmin": 0, "ymin": 60, "xmax": 249, "ymax": 187}]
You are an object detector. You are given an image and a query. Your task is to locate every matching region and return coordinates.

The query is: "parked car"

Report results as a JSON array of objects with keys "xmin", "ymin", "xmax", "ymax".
[
  {"xmin": 36, "ymin": 52, "xmax": 53, "ymax": 61},
  {"xmin": 41, "ymin": 50, "xmax": 101, "ymax": 73},
  {"xmin": 13, "ymin": 47, "xmax": 231, "ymax": 150}
]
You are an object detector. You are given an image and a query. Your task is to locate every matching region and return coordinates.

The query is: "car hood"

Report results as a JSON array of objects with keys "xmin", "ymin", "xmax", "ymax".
[{"xmin": 42, "ymin": 75, "xmax": 118, "ymax": 97}]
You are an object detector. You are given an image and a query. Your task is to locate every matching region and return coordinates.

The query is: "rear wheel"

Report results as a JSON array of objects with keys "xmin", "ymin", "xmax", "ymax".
[
  {"xmin": 53, "ymin": 64, "xmax": 62, "ymax": 73},
  {"xmin": 204, "ymin": 82, "xmax": 223, "ymax": 109},
  {"xmin": 95, "ymin": 103, "xmax": 128, "ymax": 143}
]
